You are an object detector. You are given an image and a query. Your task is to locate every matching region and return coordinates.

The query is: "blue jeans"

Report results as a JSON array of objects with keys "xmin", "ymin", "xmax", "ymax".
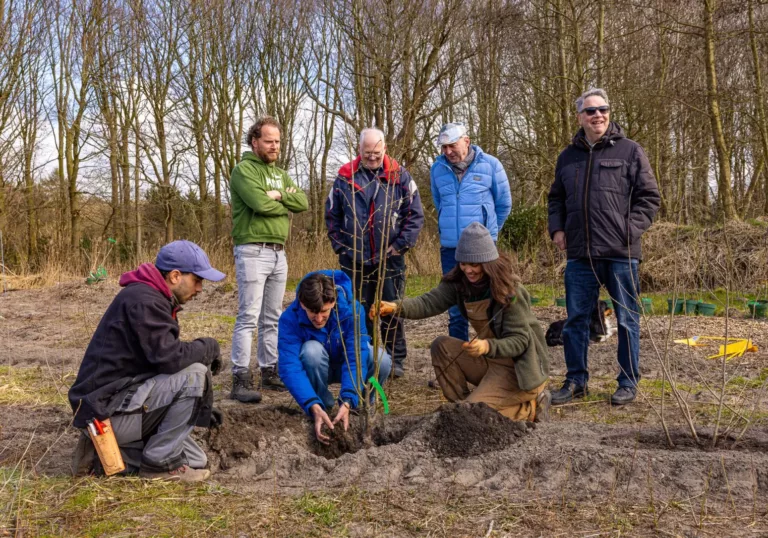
[
  {"xmin": 562, "ymin": 258, "xmax": 641, "ymax": 388},
  {"xmin": 440, "ymin": 247, "xmax": 468, "ymax": 341},
  {"xmin": 299, "ymin": 341, "xmax": 392, "ymax": 409}
]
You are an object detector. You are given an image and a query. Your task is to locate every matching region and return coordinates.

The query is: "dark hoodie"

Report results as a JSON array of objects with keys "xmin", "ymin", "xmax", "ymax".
[
  {"xmin": 547, "ymin": 122, "xmax": 661, "ymax": 261},
  {"xmin": 68, "ymin": 263, "xmax": 218, "ymax": 428}
]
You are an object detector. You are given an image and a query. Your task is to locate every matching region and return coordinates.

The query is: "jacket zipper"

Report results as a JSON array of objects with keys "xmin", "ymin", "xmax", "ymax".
[{"xmin": 583, "ymin": 147, "xmax": 594, "ymax": 254}]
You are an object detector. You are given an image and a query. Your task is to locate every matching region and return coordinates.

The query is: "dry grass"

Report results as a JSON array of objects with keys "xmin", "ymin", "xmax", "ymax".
[{"xmin": 2, "ymin": 470, "xmax": 764, "ymax": 537}]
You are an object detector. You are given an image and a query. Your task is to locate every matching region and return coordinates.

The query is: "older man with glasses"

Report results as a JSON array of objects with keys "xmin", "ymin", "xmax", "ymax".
[
  {"xmin": 548, "ymin": 88, "xmax": 660, "ymax": 406},
  {"xmin": 325, "ymin": 128, "xmax": 424, "ymax": 378}
]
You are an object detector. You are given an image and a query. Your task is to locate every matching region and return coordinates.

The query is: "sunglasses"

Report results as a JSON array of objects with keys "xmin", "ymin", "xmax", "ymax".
[{"xmin": 582, "ymin": 106, "xmax": 610, "ymax": 116}]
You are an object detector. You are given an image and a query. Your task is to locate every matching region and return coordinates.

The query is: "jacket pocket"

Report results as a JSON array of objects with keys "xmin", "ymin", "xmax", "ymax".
[{"xmin": 597, "ymin": 160, "xmax": 626, "ymax": 193}]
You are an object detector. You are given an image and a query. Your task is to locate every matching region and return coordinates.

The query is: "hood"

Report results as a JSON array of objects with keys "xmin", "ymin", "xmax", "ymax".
[
  {"xmin": 573, "ymin": 121, "xmax": 625, "ymax": 149},
  {"xmin": 241, "ymin": 150, "xmax": 275, "ymax": 167},
  {"xmin": 293, "ymin": 269, "xmax": 354, "ymax": 313},
  {"xmin": 337, "ymin": 155, "xmax": 401, "ymax": 185},
  {"xmin": 118, "ymin": 263, "xmax": 172, "ymax": 299}
]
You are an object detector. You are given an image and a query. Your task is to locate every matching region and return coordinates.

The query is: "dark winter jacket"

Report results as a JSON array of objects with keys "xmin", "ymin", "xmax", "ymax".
[
  {"xmin": 278, "ymin": 270, "xmax": 370, "ymax": 413},
  {"xmin": 325, "ymin": 155, "xmax": 424, "ymax": 266},
  {"xmin": 396, "ymin": 281, "xmax": 549, "ymax": 391},
  {"xmin": 548, "ymin": 123, "xmax": 660, "ymax": 260},
  {"xmin": 68, "ymin": 264, "xmax": 219, "ymax": 428}
]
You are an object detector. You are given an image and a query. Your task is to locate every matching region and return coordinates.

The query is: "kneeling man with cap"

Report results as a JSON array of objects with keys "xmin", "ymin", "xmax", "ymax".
[{"xmin": 69, "ymin": 241, "xmax": 226, "ymax": 482}]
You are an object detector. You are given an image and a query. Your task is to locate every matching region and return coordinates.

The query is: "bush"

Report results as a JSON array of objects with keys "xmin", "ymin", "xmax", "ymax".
[{"xmin": 498, "ymin": 205, "xmax": 548, "ymax": 256}]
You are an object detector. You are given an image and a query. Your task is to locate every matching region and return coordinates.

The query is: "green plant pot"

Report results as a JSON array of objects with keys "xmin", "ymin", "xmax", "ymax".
[
  {"xmin": 667, "ymin": 298, "xmax": 684, "ymax": 314},
  {"xmin": 747, "ymin": 300, "xmax": 768, "ymax": 318},
  {"xmin": 530, "ymin": 297, "xmax": 541, "ymax": 305},
  {"xmin": 641, "ymin": 297, "xmax": 653, "ymax": 314},
  {"xmin": 685, "ymin": 299, "xmax": 699, "ymax": 315},
  {"xmin": 555, "ymin": 297, "xmax": 567, "ymax": 307},
  {"xmin": 697, "ymin": 302, "xmax": 716, "ymax": 316}
]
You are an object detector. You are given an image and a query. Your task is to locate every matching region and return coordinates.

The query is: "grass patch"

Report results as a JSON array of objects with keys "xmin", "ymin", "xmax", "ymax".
[
  {"xmin": 727, "ymin": 369, "xmax": 768, "ymax": 389},
  {"xmin": 0, "ymin": 366, "xmax": 71, "ymax": 407},
  {"xmin": 179, "ymin": 312, "xmax": 237, "ymax": 344}
]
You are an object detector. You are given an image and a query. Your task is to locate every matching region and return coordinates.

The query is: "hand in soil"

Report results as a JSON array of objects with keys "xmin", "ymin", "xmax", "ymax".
[
  {"xmin": 310, "ymin": 404, "xmax": 334, "ymax": 444},
  {"xmin": 462, "ymin": 338, "xmax": 490, "ymax": 358},
  {"xmin": 332, "ymin": 403, "xmax": 350, "ymax": 433}
]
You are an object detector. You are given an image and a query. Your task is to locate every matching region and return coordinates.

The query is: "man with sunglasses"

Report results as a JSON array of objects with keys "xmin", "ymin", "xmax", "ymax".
[
  {"xmin": 548, "ymin": 88, "xmax": 660, "ymax": 406},
  {"xmin": 325, "ymin": 128, "xmax": 424, "ymax": 378}
]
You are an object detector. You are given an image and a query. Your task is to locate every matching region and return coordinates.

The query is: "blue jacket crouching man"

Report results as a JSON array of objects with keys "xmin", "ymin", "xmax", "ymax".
[{"xmin": 278, "ymin": 270, "xmax": 392, "ymax": 443}]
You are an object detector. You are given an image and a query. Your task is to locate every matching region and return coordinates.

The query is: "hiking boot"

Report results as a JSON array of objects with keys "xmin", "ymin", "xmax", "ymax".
[
  {"xmin": 534, "ymin": 390, "xmax": 551, "ymax": 423},
  {"xmin": 610, "ymin": 386, "xmax": 637, "ymax": 406},
  {"xmin": 550, "ymin": 380, "xmax": 588, "ymax": 406},
  {"xmin": 230, "ymin": 370, "xmax": 263, "ymax": 403},
  {"xmin": 71, "ymin": 431, "xmax": 96, "ymax": 476},
  {"xmin": 140, "ymin": 465, "xmax": 210, "ymax": 483},
  {"xmin": 260, "ymin": 366, "xmax": 287, "ymax": 391}
]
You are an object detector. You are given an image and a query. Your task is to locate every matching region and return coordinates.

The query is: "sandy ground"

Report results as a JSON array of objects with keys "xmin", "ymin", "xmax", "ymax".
[{"xmin": 2, "ymin": 279, "xmax": 768, "ymax": 535}]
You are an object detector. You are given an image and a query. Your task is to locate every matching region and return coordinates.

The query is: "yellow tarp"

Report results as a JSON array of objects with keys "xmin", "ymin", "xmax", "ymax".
[{"xmin": 673, "ymin": 336, "xmax": 758, "ymax": 360}]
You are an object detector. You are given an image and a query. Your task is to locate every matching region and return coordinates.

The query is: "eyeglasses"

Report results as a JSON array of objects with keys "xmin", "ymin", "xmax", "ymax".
[
  {"xmin": 582, "ymin": 106, "xmax": 610, "ymax": 116},
  {"xmin": 364, "ymin": 152, "xmax": 383, "ymax": 158}
]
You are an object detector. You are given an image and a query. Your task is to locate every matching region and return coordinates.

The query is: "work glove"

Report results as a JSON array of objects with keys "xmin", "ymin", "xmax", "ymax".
[
  {"xmin": 462, "ymin": 338, "xmax": 490, "ymax": 358},
  {"xmin": 196, "ymin": 337, "xmax": 221, "ymax": 372},
  {"xmin": 209, "ymin": 407, "xmax": 223, "ymax": 428},
  {"xmin": 369, "ymin": 301, "xmax": 397, "ymax": 320}
]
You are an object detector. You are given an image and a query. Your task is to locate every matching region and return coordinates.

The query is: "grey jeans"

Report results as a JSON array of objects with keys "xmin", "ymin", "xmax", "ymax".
[
  {"xmin": 231, "ymin": 244, "xmax": 288, "ymax": 372},
  {"xmin": 110, "ymin": 363, "xmax": 208, "ymax": 473}
]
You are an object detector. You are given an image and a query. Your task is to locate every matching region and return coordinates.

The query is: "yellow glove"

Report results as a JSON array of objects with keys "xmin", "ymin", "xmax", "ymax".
[
  {"xmin": 369, "ymin": 301, "xmax": 397, "ymax": 320},
  {"xmin": 462, "ymin": 339, "xmax": 490, "ymax": 358}
]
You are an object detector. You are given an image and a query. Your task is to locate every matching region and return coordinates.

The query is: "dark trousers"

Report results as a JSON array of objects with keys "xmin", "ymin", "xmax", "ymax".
[
  {"xmin": 563, "ymin": 258, "xmax": 641, "ymax": 388},
  {"xmin": 440, "ymin": 247, "xmax": 469, "ymax": 341},
  {"xmin": 339, "ymin": 253, "xmax": 407, "ymax": 368}
]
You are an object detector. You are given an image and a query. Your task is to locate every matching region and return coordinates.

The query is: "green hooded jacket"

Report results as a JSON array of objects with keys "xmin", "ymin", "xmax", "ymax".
[
  {"xmin": 397, "ymin": 281, "xmax": 550, "ymax": 391},
  {"xmin": 230, "ymin": 151, "xmax": 308, "ymax": 245}
]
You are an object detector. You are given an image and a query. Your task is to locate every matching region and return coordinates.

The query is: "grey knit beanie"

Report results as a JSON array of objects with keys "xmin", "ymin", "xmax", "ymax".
[{"xmin": 455, "ymin": 222, "xmax": 498, "ymax": 263}]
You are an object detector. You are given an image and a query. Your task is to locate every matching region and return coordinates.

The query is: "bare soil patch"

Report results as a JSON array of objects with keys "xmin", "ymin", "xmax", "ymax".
[{"xmin": 3, "ymin": 278, "xmax": 768, "ymax": 535}]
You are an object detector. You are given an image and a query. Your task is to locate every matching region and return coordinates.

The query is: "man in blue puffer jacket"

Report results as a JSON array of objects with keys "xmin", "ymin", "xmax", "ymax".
[
  {"xmin": 430, "ymin": 122, "xmax": 512, "ymax": 340},
  {"xmin": 278, "ymin": 270, "xmax": 392, "ymax": 444}
]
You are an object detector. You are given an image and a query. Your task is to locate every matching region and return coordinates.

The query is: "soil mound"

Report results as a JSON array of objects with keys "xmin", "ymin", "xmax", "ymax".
[{"xmin": 425, "ymin": 403, "xmax": 532, "ymax": 457}]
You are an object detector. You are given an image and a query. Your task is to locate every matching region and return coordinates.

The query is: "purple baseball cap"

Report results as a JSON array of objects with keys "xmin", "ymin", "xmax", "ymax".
[{"xmin": 155, "ymin": 240, "xmax": 226, "ymax": 281}]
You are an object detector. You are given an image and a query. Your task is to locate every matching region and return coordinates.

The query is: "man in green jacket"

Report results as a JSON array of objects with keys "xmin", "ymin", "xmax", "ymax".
[{"xmin": 230, "ymin": 116, "xmax": 308, "ymax": 402}]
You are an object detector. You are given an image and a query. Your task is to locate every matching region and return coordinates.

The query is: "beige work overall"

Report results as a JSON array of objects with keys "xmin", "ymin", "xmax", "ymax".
[{"xmin": 431, "ymin": 298, "xmax": 545, "ymax": 421}]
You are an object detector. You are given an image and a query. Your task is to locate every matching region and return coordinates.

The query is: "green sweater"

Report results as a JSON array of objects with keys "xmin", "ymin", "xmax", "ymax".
[
  {"xmin": 230, "ymin": 151, "xmax": 308, "ymax": 245},
  {"xmin": 398, "ymin": 281, "xmax": 550, "ymax": 391}
]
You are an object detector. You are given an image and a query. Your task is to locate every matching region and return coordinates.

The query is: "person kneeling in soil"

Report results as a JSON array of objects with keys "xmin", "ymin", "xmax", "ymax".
[
  {"xmin": 68, "ymin": 241, "xmax": 225, "ymax": 482},
  {"xmin": 372, "ymin": 223, "xmax": 551, "ymax": 421},
  {"xmin": 278, "ymin": 271, "xmax": 392, "ymax": 444}
]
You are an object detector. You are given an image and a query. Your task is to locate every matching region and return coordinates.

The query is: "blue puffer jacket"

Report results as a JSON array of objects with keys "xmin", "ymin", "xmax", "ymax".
[
  {"xmin": 430, "ymin": 145, "xmax": 512, "ymax": 248},
  {"xmin": 278, "ymin": 270, "xmax": 370, "ymax": 413}
]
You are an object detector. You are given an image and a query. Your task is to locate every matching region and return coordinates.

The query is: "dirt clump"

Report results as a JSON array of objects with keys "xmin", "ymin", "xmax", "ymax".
[
  {"xmin": 425, "ymin": 402, "xmax": 532, "ymax": 457},
  {"xmin": 204, "ymin": 404, "xmax": 307, "ymax": 469}
]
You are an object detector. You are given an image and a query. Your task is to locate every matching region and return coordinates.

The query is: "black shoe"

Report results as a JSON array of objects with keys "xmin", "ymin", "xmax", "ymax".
[
  {"xmin": 230, "ymin": 370, "xmax": 263, "ymax": 403},
  {"xmin": 534, "ymin": 390, "xmax": 551, "ymax": 422},
  {"xmin": 610, "ymin": 386, "xmax": 637, "ymax": 406},
  {"xmin": 550, "ymin": 380, "xmax": 588, "ymax": 406},
  {"xmin": 260, "ymin": 366, "xmax": 287, "ymax": 391}
]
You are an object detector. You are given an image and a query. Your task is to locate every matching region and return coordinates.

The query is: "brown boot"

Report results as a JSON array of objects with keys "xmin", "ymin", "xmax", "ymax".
[
  {"xmin": 70, "ymin": 431, "xmax": 96, "ymax": 476},
  {"xmin": 534, "ymin": 390, "xmax": 551, "ymax": 423},
  {"xmin": 139, "ymin": 465, "xmax": 211, "ymax": 483}
]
